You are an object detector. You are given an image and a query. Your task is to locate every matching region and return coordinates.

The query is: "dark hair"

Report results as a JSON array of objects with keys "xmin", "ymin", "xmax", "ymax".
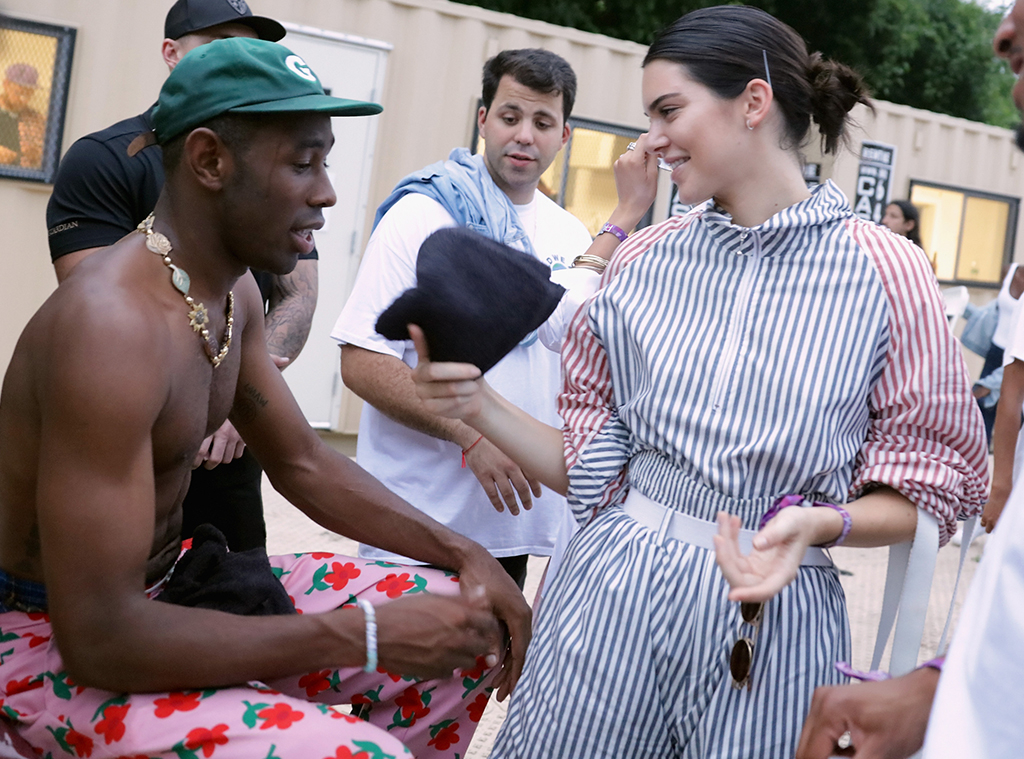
[
  {"xmin": 643, "ymin": 5, "xmax": 871, "ymax": 155},
  {"xmin": 161, "ymin": 112, "xmax": 270, "ymax": 173},
  {"xmin": 481, "ymin": 48, "xmax": 577, "ymax": 121},
  {"xmin": 888, "ymin": 200, "xmax": 922, "ymax": 246}
]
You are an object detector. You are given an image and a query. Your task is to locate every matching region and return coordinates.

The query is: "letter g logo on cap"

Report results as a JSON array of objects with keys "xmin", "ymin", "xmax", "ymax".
[{"xmin": 285, "ymin": 55, "xmax": 317, "ymax": 82}]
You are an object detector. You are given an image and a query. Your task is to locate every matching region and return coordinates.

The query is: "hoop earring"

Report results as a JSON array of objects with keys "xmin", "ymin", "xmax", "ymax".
[{"xmin": 746, "ymin": 119, "xmax": 754, "ymax": 131}]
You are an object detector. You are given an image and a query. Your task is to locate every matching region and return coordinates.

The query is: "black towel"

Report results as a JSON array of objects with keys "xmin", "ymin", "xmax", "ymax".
[
  {"xmin": 156, "ymin": 524, "xmax": 296, "ymax": 616},
  {"xmin": 375, "ymin": 226, "xmax": 566, "ymax": 373}
]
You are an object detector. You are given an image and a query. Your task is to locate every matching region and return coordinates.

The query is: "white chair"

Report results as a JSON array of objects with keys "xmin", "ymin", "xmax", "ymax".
[
  {"xmin": 870, "ymin": 511, "xmax": 977, "ymax": 677},
  {"xmin": 941, "ymin": 286, "xmax": 970, "ymax": 332}
]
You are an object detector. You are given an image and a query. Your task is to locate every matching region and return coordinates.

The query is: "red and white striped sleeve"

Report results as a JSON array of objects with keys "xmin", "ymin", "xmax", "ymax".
[{"xmin": 846, "ymin": 218, "xmax": 989, "ymax": 545}]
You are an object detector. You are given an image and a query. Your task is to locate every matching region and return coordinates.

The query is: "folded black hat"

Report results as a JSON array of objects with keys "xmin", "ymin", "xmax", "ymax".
[
  {"xmin": 375, "ymin": 226, "xmax": 565, "ymax": 373},
  {"xmin": 156, "ymin": 524, "xmax": 296, "ymax": 616}
]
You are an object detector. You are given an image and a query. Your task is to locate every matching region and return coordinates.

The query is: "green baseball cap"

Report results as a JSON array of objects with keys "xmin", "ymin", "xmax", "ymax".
[{"xmin": 153, "ymin": 37, "xmax": 382, "ymax": 144}]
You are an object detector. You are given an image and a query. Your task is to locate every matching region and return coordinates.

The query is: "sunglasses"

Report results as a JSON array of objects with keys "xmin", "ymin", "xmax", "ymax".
[{"xmin": 730, "ymin": 601, "xmax": 764, "ymax": 690}]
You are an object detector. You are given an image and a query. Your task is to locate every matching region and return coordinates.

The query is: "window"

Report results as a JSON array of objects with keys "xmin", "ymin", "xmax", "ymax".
[
  {"xmin": 909, "ymin": 181, "xmax": 1018, "ymax": 287},
  {"xmin": 474, "ymin": 114, "xmax": 652, "ymax": 236}
]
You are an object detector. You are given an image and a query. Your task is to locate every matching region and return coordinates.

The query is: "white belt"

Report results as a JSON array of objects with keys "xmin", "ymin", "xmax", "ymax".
[{"xmin": 622, "ymin": 489, "xmax": 833, "ymax": 567}]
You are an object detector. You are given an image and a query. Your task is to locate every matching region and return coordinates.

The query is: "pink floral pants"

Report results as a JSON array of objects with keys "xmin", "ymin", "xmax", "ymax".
[{"xmin": 0, "ymin": 553, "xmax": 496, "ymax": 759}]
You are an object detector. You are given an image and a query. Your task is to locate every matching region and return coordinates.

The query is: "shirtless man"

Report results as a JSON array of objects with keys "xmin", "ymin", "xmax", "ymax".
[{"xmin": 0, "ymin": 37, "xmax": 528, "ymax": 759}]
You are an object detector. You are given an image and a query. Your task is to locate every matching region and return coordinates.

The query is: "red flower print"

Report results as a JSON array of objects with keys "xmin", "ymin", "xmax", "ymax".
[
  {"xmin": 185, "ymin": 724, "xmax": 229, "ymax": 758},
  {"xmin": 323, "ymin": 747, "xmax": 370, "ymax": 759},
  {"xmin": 428, "ymin": 721, "xmax": 461, "ymax": 751},
  {"xmin": 376, "ymin": 666, "xmax": 402, "ymax": 683},
  {"xmin": 257, "ymin": 703, "xmax": 305, "ymax": 730},
  {"xmin": 323, "ymin": 562, "xmax": 361, "ymax": 591},
  {"xmin": 467, "ymin": 693, "xmax": 489, "ymax": 722},
  {"xmin": 394, "ymin": 687, "xmax": 430, "ymax": 722},
  {"xmin": 6, "ymin": 676, "xmax": 43, "ymax": 695},
  {"xmin": 350, "ymin": 693, "xmax": 372, "ymax": 707},
  {"xmin": 298, "ymin": 670, "xmax": 333, "ymax": 698},
  {"xmin": 375, "ymin": 573, "xmax": 415, "ymax": 599},
  {"xmin": 460, "ymin": 655, "xmax": 489, "ymax": 681},
  {"xmin": 65, "ymin": 728, "xmax": 94, "ymax": 757},
  {"xmin": 94, "ymin": 704, "xmax": 130, "ymax": 744},
  {"xmin": 310, "ymin": 552, "xmax": 336, "ymax": 560},
  {"xmin": 27, "ymin": 612, "xmax": 48, "ymax": 622},
  {"xmin": 153, "ymin": 691, "xmax": 202, "ymax": 718},
  {"xmin": 24, "ymin": 633, "xmax": 50, "ymax": 648}
]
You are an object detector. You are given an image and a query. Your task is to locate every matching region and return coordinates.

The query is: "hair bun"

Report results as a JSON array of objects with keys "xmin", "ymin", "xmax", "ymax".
[{"xmin": 807, "ymin": 52, "xmax": 872, "ymax": 154}]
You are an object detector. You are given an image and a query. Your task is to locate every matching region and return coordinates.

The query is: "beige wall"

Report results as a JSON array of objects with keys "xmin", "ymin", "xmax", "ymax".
[
  {"xmin": 0, "ymin": 0, "xmax": 651, "ymax": 376},
  {"xmin": 2, "ymin": 0, "xmax": 1023, "ymax": 382},
  {"xmin": 819, "ymin": 99, "xmax": 1024, "ymax": 271}
]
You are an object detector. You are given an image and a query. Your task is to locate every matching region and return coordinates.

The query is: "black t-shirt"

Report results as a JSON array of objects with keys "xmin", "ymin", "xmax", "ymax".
[
  {"xmin": 45, "ymin": 107, "xmax": 316, "ymax": 295},
  {"xmin": 46, "ymin": 107, "xmax": 164, "ymax": 262}
]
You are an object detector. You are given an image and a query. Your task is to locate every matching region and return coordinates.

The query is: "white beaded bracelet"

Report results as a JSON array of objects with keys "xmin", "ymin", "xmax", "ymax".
[{"xmin": 356, "ymin": 598, "xmax": 377, "ymax": 673}]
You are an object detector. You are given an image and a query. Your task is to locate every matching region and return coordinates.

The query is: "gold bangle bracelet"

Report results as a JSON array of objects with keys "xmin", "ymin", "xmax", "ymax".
[{"xmin": 571, "ymin": 254, "xmax": 609, "ymax": 271}]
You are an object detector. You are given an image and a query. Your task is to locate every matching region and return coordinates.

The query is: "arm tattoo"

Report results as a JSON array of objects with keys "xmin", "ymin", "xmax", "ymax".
[
  {"xmin": 233, "ymin": 382, "xmax": 270, "ymax": 425},
  {"xmin": 264, "ymin": 260, "xmax": 318, "ymax": 364}
]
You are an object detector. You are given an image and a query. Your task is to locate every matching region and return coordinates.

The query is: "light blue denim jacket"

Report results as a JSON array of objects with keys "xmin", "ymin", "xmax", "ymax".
[{"xmin": 372, "ymin": 147, "xmax": 535, "ymax": 258}]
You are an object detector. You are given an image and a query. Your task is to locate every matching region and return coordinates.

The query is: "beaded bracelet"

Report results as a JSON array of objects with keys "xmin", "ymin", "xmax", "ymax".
[
  {"xmin": 356, "ymin": 598, "xmax": 378, "ymax": 674},
  {"xmin": 759, "ymin": 494, "xmax": 852, "ymax": 548}
]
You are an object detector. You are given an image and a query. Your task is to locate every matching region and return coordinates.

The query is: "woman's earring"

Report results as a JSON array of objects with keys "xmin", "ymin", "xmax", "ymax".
[{"xmin": 746, "ymin": 119, "xmax": 754, "ymax": 131}]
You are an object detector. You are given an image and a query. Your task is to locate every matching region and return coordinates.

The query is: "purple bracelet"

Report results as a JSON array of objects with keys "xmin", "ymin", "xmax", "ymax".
[
  {"xmin": 759, "ymin": 494, "xmax": 852, "ymax": 548},
  {"xmin": 599, "ymin": 222, "xmax": 628, "ymax": 243}
]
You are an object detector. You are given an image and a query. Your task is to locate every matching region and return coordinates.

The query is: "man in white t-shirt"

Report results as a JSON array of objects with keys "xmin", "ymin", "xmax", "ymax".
[{"xmin": 331, "ymin": 49, "xmax": 594, "ymax": 587}]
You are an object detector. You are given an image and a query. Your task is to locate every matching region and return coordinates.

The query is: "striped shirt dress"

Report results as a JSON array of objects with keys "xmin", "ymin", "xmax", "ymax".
[{"xmin": 491, "ymin": 181, "xmax": 989, "ymax": 759}]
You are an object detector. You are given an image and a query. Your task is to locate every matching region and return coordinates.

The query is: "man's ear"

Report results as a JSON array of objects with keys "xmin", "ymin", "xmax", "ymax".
[
  {"xmin": 162, "ymin": 38, "xmax": 183, "ymax": 72},
  {"xmin": 741, "ymin": 78, "xmax": 773, "ymax": 130},
  {"xmin": 183, "ymin": 128, "xmax": 232, "ymax": 191},
  {"xmin": 561, "ymin": 121, "xmax": 571, "ymax": 149},
  {"xmin": 477, "ymin": 105, "xmax": 488, "ymax": 139}
]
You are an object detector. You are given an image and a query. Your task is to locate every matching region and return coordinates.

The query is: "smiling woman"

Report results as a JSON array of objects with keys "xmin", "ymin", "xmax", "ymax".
[{"xmin": 411, "ymin": 5, "xmax": 989, "ymax": 759}]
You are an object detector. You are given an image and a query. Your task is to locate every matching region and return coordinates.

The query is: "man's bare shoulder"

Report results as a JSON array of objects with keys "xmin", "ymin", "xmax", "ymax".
[{"xmin": 34, "ymin": 238, "xmax": 176, "ymax": 373}]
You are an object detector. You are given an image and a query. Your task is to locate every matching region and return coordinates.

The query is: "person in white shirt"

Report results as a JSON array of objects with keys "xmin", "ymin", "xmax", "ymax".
[{"xmin": 332, "ymin": 48, "xmax": 656, "ymax": 587}]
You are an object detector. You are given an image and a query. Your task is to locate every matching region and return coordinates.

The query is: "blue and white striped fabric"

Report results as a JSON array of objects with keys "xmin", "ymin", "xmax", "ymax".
[{"xmin": 492, "ymin": 182, "xmax": 988, "ymax": 758}]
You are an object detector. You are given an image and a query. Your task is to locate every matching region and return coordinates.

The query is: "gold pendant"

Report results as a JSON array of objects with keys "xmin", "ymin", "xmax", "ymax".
[{"xmin": 188, "ymin": 302, "xmax": 210, "ymax": 333}]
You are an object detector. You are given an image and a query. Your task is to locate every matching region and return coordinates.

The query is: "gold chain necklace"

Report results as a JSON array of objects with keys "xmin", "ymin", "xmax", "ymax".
[{"xmin": 137, "ymin": 213, "xmax": 234, "ymax": 368}]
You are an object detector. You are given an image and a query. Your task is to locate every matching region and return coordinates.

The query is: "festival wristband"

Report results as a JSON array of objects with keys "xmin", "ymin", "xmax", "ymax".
[
  {"xmin": 760, "ymin": 494, "xmax": 852, "ymax": 548},
  {"xmin": 599, "ymin": 222, "xmax": 628, "ymax": 243},
  {"xmin": 356, "ymin": 598, "xmax": 378, "ymax": 674}
]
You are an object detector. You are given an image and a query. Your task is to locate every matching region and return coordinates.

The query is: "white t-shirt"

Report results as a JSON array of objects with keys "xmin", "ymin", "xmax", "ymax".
[
  {"xmin": 923, "ymin": 475, "xmax": 1024, "ymax": 757},
  {"xmin": 1000, "ymin": 304, "xmax": 1024, "ymax": 482},
  {"xmin": 992, "ymin": 263, "xmax": 1020, "ymax": 349},
  {"xmin": 331, "ymin": 191, "xmax": 593, "ymax": 562}
]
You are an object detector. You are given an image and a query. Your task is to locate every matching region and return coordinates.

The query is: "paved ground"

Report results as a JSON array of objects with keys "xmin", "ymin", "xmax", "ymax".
[{"xmin": 263, "ymin": 475, "xmax": 986, "ymax": 758}]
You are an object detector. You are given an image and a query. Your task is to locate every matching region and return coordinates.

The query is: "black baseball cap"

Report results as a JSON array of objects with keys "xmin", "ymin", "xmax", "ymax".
[{"xmin": 165, "ymin": 0, "xmax": 286, "ymax": 42}]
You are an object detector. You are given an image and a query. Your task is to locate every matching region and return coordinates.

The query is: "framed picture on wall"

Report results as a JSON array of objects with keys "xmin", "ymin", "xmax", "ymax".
[{"xmin": 0, "ymin": 15, "xmax": 75, "ymax": 184}]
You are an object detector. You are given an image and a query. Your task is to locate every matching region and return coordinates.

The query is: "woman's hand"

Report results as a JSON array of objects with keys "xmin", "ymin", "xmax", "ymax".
[
  {"xmin": 611, "ymin": 132, "xmax": 660, "ymax": 228},
  {"xmin": 713, "ymin": 505, "xmax": 843, "ymax": 602},
  {"xmin": 409, "ymin": 324, "xmax": 485, "ymax": 422}
]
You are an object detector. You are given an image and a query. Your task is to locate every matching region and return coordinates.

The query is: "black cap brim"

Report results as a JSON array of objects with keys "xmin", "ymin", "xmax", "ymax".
[{"xmin": 236, "ymin": 15, "xmax": 286, "ymax": 42}]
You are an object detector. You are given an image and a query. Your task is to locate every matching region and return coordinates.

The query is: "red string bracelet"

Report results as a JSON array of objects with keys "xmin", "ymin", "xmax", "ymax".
[{"xmin": 461, "ymin": 435, "xmax": 484, "ymax": 468}]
